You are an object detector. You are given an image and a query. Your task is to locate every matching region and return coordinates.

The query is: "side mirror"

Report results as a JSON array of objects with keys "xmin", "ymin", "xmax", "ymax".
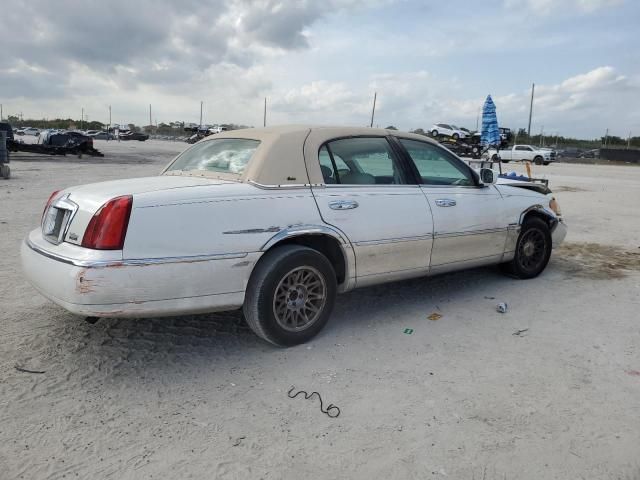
[{"xmin": 480, "ymin": 168, "xmax": 498, "ymax": 185}]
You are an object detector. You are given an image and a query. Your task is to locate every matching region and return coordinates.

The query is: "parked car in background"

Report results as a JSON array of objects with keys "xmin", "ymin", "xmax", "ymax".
[
  {"xmin": 487, "ymin": 144, "xmax": 556, "ymax": 165},
  {"xmin": 21, "ymin": 125, "xmax": 567, "ymax": 346},
  {"xmin": 208, "ymin": 125, "xmax": 228, "ymax": 134},
  {"xmin": 16, "ymin": 127, "xmax": 40, "ymax": 136},
  {"xmin": 89, "ymin": 131, "xmax": 115, "ymax": 140},
  {"xmin": 430, "ymin": 123, "xmax": 468, "ymax": 140},
  {"xmin": 579, "ymin": 148, "xmax": 600, "ymax": 159},
  {"xmin": 119, "ymin": 131, "xmax": 149, "ymax": 141}
]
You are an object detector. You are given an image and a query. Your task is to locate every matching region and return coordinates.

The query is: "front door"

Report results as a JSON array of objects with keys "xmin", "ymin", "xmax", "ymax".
[
  {"xmin": 311, "ymin": 136, "xmax": 434, "ymax": 285},
  {"xmin": 396, "ymin": 138, "xmax": 508, "ymax": 270}
]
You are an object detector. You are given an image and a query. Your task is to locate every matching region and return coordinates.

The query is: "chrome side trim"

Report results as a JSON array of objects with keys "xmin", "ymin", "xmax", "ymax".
[
  {"xmin": 434, "ymin": 227, "xmax": 508, "ymax": 239},
  {"xmin": 248, "ymin": 180, "xmax": 318, "ymax": 190},
  {"xmin": 354, "ymin": 234, "xmax": 433, "ymax": 246},
  {"xmin": 25, "ymin": 238, "xmax": 248, "ymax": 268}
]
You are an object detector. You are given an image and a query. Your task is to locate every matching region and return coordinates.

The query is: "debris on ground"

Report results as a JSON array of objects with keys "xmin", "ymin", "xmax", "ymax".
[
  {"xmin": 427, "ymin": 313, "xmax": 442, "ymax": 321},
  {"xmin": 484, "ymin": 296, "xmax": 496, "ymax": 300},
  {"xmin": 287, "ymin": 386, "xmax": 340, "ymax": 418},
  {"xmin": 14, "ymin": 365, "xmax": 46, "ymax": 374},
  {"xmin": 232, "ymin": 436, "xmax": 246, "ymax": 447},
  {"xmin": 404, "ymin": 328, "xmax": 414, "ymax": 334},
  {"xmin": 513, "ymin": 328, "xmax": 529, "ymax": 337},
  {"xmin": 496, "ymin": 302, "xmax": 508, "ymax": 314}
]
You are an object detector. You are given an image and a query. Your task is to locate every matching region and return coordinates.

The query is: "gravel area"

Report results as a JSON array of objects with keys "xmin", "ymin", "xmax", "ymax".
[{"xmin": 1, "ymin": 140, "xmax": 639, "ymax": 479}]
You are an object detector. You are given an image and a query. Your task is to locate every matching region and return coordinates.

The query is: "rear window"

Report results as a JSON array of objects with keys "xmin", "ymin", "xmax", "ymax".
[{"xmin": 166, "ymin": 138, "xmax": 260, "ymax": 175}]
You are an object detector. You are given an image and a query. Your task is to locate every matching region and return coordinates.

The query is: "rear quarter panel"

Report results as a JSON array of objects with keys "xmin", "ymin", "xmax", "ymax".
[{"xmin": 124, "ymin": 184, "xmax": 323, "ymax": 259}]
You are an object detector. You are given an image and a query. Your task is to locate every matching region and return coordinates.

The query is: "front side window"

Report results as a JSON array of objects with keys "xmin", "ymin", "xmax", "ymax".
[
  {"xmin": 399, "ymin": 139, "xmax": 474, "ymax": 186},
  {"xmin": 166, "ymin": 138, "xmax": 260, "ymax": 175},
  {"xmin": 319, "ymin": 137, "xmax": 407, "ymax": 185}
]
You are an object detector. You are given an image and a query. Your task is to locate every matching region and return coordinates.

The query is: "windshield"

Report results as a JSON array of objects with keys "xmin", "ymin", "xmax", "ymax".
[{"xmin": 166, "ymin": 138, "xmax": 260, "ymax": 175}]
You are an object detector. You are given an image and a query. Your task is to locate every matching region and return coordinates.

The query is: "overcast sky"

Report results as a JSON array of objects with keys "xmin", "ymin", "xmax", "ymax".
[{"xmin": 1, "ymin": 0, "xmax": 638, "ymax": 137}]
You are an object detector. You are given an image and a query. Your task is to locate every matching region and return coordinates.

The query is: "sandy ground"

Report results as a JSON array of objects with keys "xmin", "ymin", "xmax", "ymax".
[{"xmin": 1, "ymin": 140, "xmax": 639, "ymax": 480}]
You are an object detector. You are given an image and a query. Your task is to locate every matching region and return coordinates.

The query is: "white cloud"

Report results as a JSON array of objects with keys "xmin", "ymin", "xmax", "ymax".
[{"xmin": 504, "ymin": 0, "xmax": 623, "ymax": 15}]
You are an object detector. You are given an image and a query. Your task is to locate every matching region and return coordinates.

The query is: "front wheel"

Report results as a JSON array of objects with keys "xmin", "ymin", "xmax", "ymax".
[
  {"xmin": 534, "ymin": 156, "xmax": 543, "ymax": 165},
  {"xmin": 243, "ymin": 245, "xmax": 337, "ymax": 347},
  {"xmin": 501, "ymin": 217, "xmax": 552, "ymax": 279},
  {"xmin": 431, "ymin": 129, "xmax": 438, "ymax": 137},
  {"xmin": 452, "ymin": 133, "xmax": 460, "ymax": 140}
]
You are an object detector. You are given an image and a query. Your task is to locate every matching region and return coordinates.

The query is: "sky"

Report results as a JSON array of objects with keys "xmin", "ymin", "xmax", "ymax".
[{"xmin": 0, "ymin": 0, "xmax": 638, "ymax": 138}]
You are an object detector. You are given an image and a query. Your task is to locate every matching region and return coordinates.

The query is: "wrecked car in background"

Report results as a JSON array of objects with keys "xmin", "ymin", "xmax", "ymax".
[{"xmin": 21, "ymin": 126, "xmax": 567, "ymax": 346}]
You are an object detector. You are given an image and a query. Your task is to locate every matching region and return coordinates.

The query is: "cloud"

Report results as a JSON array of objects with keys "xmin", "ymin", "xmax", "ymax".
[
  {"xmin": 504, "ymin": 0, "xmax": 623, "ymax": 15},
  {"xmin": 266, "ymin": 66, "xmax": 640, "ymax": 137}
]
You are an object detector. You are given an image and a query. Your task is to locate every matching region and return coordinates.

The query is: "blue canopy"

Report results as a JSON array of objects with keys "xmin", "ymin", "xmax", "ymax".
[{"xmin": 481, "ymin": 95, "xmax": 500, "ymax": 147}]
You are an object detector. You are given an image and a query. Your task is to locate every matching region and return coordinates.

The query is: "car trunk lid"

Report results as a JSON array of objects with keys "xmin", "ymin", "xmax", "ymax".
[{"xmin": 45, "ymin": 175, "xmax": 235, "ymax": 247}]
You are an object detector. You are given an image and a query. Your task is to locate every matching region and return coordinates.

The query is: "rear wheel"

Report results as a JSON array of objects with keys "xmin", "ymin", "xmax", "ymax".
[
  {"xmin": 243, "ymin": 245, "xmax": 337, "ymax": 347},
  {"xmin": 501, "ymin": 217, "xmax": 552, "ymax": 279},
  {"xmin": 431, "ymin": 129, "xmax": 438, "ymax": 137}
]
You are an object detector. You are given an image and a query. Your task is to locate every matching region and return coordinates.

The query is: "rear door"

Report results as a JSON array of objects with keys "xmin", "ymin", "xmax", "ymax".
[
  {"xmin": 396, "ymin": 138, "xmax": 508, "ymax": 270},
  {"xmin": 310, "ymin": 136, "xmax": 434, "ymax": 284}
]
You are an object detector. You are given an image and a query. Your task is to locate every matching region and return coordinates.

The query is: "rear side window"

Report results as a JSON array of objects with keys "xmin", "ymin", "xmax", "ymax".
[
  {"xmin": 399, "ymin": 139, "xmax": 474, "ymax": 186},
  {"xmin": 167, "ymin": 138, "xmax": 260, "ymax": 175},
  {"xmin": 319, "ymin": 137, "xmax": 407, "ymax": 185}
]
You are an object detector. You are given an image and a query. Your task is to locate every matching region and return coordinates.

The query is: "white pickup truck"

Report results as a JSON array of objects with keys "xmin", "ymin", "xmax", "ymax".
[{"xmin": 487, "ymin": 144, "xmax": 556, "ymax": 165}]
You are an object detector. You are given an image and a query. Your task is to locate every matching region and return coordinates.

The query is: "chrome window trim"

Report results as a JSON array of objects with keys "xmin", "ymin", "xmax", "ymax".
[
  {"xmin": 25, "ymin": 238, "xmax": 249, "ymax": 268},
  {"xmin": 317, "ymin": 183, "xmax": 422, "ymax": 189}
]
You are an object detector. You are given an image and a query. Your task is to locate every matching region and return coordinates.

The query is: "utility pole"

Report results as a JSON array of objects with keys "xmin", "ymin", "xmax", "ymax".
[
  {"xmin": 527, "ymin": 83, "xmax": 535, "ymax": 137},
  {"xmin": 149, "ymin": 104, "xmax": 152, "ymax": 130},
  {"xmin": 81, "ymin": 107, "xmax": 84, "ymax": 130},
  {"xmin": 108, "ymin": 105, "xmax": 111, "ymax": 130},
  {"xmin": 199, "ymin": 101, "xmax": 203, "ymax": 128},
  {"xmin": 539, "ymin": 125, "xmax": 544, "ymax": 147},
  {"xmin": 370, "ymin": 91, "xmax": 377, "ymax": 128},
  {"xmin": 604, "ymin": 128, "xmax": 609, "ymax": 147},
  {"xmin": 263, "ymin": 97, "xmax": 267, "ymax": 127},
  {"xmin": 627, "ymin": 131, "xmax": 632, "ymax": 149}
]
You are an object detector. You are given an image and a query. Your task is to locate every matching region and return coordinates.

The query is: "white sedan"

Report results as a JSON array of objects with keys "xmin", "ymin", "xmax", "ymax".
[
  {"xmin": 430, "ymin": 123, "xmax": 468, "ymax": 140},
  {"xmin": 22, "ymin": 126, "xmax": 567, "ymax": 346}
]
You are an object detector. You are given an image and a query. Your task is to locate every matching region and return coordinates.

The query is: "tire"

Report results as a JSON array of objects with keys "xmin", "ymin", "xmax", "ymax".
[
  {"xmin": 501, "ymin": 217, "xmax": 552, "ymax": 279},
  {"xmin": 431, "ymin": 129, "xmax": 438, "ymax": 137},
  {"xmin": 534, "ymin": 156, "xmax": 543, "ymax": 165},
  {"xmin": 452, "ymin": 133, "xmax": 459, "ymax": 140},
  {"xmin": 1, "ymin": 164, "xmax": 10, "ymax": 179},
  {"xmin": 243, "ymin": 245, "xmax": 337, "ymax": 347},
  {"xmin": 491, "ymin": 154, "xmax": 499, "ymax": 162}
]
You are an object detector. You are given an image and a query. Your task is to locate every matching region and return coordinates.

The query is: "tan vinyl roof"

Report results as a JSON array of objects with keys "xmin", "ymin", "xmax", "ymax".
[{"xmin": 172, "ymin": 125, "xmax": 440, "ymax": 186}]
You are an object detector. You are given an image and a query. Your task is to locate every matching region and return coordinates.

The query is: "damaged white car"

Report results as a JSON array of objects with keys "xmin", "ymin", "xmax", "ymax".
[{"xmin": 22, "ymin": 126, "xmax": 567, "ymax": 346}]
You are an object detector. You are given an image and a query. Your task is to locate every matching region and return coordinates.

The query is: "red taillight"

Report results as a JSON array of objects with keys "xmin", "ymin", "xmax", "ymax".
[
  {"xmin": 42, "ymin": 190, "xmax": 61, "ymax": 222},
  {"xmin": 81, "ymin": 195, "xmax": 133, "ymax": 250}
]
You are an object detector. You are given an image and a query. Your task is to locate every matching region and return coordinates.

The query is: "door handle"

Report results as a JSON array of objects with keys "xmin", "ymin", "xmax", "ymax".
[
  {"xmin": 435, "ymin": 198, "xmax": 456, "ymax": 207},
  {"xmin": 329, "ymin": 200, "xmax": 359, "ymax": 210}
]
